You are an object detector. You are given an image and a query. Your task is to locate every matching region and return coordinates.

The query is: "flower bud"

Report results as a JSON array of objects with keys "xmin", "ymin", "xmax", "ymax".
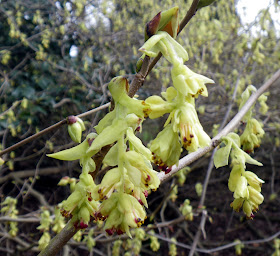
[
  {"xmin": 248, "ymin": 186, "xmax": 264, "ymax": 206},
  {"xmin": 234, "ymin": 239, "xmax": 244, "ymax": 255},
  {"xmin": 180, "ymin": 199, "xmax": 193, "ymax": 221},
  {"xmin": 228, "ymin": 165, "xmax": 243, "ymax": 192},
  {"xmin": 145, "ymin": 6, "xmax": 179, "ymax": 40},
  {"xmin": 21, "ymin": 98, "xmax": 28, "ymax": 109},
  {"xmin": 68, "ymin": 117, "xmax": 85, "ymax": 143},
  {"xmin": 140, "ymin": 31, "xmax": 188, "ymax": 65},
  {"xmin": 38, "ymin": 232, "xmax": 51, "ymax": 250},
  {"xmin": 244, "ymin": 171, "xmax": 264, "ymax": 192},
  {"xmin": 58, "ymin": 176, "xmax": 70, "ymax": 186},
  {"xmin": 230, "ymin": 198, "xmax": 244, "ymax": 212},
  {"xmin": 150, "ymin": 123, "xmax": 181, "ymax": 169},
  {"xmin": 78, "ymin": 205, "xmax": 90, "ymax": 226},
  {"xmin": 242, "ymin": 200, "xmax": 254, "ymax": 219},
  {"xmin": 234, "ymin": 176, "xmax": 249, "ymax": 199},
  {"xmin": 145, "ymin": 95, "xmax": 174, "ymax": 119},
  {"xmin": 149, "ymin": 231, "xmax": 160, "ymax": 251},
  {"xmin": 171, "ymin": 64, "xmax": 214, "ymax": 97}
]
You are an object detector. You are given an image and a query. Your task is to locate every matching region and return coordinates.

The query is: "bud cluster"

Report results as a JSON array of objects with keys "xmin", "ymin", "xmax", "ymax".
[
  {"xmin": 0, "ymin": 197, "xmax": 18, "ymax": 237},
  {"xmin": 180, "ymin": 199, "xmax": 194, "ymax": 221},
  {"xmin": 37, "ymin": 208, "xmax": 52, "ymax": 250}
]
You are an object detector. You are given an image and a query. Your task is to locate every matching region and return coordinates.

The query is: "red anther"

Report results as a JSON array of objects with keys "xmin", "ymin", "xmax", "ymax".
[
  {"xmin": 138, "ymin": 199, "xmax": 143, "ymax": 205},
  {"xmin": 88, "ymin": 197, "xmax": 92, "ymax": 201},
  {"xmin": 105, "ymin": 228, "xmax": 115, "ymax": 236},
  {"xmin": 183, "ymin": 137, "xmax": 187, "ymax": 142},
  {"xmin": 144, "ymin": 190, "xmax": 148, "ymax": 198},
  {"xmin": 146, "ymin": 175, "xmax": 151, "ymax": 181},
  {"xmin": 165, "ymin": 167, "xmax": 172, "ymax": 174},
  {"xmin": 60, "ymin": 209, "xmax": 72, "ymax": 218},
  {"xmin": 80, "ymin": 221, "xmax": 88, "ymax": 229},
  {"xmin": 117, "ymin": 229, "xmax": 124, "ymax": 235},
  {"xmin": 136, "ymin": 217, "xmax": 141, "ymax": 223},
  {"xmin": 95, "ymin": 212, "xmax": 107, "ymax": 221},
  {"xmin": 190, "ymin": 134, "xmax": 194, "ymax": 138}
]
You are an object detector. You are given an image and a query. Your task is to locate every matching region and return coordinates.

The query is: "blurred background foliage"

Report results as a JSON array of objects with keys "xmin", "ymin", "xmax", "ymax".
[{"xmin": 0, "ymin": 0, "xmax": 280, "ymax": 255}]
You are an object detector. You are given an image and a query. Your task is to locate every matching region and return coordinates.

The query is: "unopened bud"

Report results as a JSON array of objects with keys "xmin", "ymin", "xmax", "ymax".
[
  {"xmin": 58, "ymin": 176, "xmax": 70, "ymax": 186},
  {"xmin": 67, "ymin": 116, "xmax": 85, "ymax": 143}
]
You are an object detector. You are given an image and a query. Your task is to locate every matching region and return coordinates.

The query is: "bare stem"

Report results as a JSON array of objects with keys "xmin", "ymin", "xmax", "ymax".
[{"xmin": 38, "ymin": 219, "xmax": 79, "ymax": 256}]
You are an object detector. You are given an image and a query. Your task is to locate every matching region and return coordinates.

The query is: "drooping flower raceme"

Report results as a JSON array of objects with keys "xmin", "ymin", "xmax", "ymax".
[
  {"xmin": 214, "ymin": 133, "xmax": 264, "ymax": 219},
  {"xmin": 140, "ymin": 26, "xmax": 214, "ymax": 170},
  {"xmin": 48, "ymin": 76, "xmax": 160, "ymax": 237},
  {"xmin": 171, "ymin": 63, "xmax": 214, "ymax": 97}
]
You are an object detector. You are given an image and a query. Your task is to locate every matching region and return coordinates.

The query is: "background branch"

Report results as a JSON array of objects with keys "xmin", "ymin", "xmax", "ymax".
[{"xmin": 0, "ymin": 103, "xmax": 110, "ymax": 157}]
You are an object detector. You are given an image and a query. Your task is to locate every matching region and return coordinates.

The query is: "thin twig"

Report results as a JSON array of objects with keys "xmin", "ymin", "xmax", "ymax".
[
  {"xmin": 0, "ymin": 217, "xmax": 41, "ymax": 223},
  {"xmin": 151, "ymin": 229, "xmax": 280, "ymax": 254},
  {"xmin": 0, "ymin": 103, "xmax": 110, "ymax": 157},
  {"xmin": 188, "ymin": 210, "xmax": 207, "ymax": 256},
  {"xmin": 0, "ymin": 166, "xmax": 67, "ymax": 184},
  {"xmin": 0, "ymin": 120, "xmax": 66, "ymax": 157},
  {"xmin": 15, "ymin": 178, "xmax": 51, "ymax": 208}
]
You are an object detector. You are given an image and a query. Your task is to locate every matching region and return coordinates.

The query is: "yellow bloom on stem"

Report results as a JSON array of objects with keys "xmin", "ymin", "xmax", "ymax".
[
  {"xmin": 171, "ymin": 64, "xmax": 214, "ymax": 97},
  {"xmin": 172, "ymin": 103, "xmax": 211, "ymax": 152},
  {"xmin": 99, "ymin": 193, "xmax": 146, "ymax": 238}
]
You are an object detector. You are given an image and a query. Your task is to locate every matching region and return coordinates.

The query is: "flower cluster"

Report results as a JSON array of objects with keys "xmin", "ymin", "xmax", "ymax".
[
  {"xmin": 214, "ymin": 133, "xmax": 264, "ymax": 219},
  {"xmin": 140, "ymin": 9, "xmax": 214, "ymax": 172},
  {"xmin": 238, "ymin": 85, "xmax": 266, "ymax": 153},
  {"xmin": 0, "ymin": 197, "xmax": 18, "ymax": 237},
  {"xmin": 48, "ymin": 76, "xmax": 159, "ymax": 237},
  {"xmin": 37, "ymin": 208, "xmax": 52, "ymax": 250},
  {"xmin": 230, "ymin": 166, "xmax": 264, "ymax": 219}
]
